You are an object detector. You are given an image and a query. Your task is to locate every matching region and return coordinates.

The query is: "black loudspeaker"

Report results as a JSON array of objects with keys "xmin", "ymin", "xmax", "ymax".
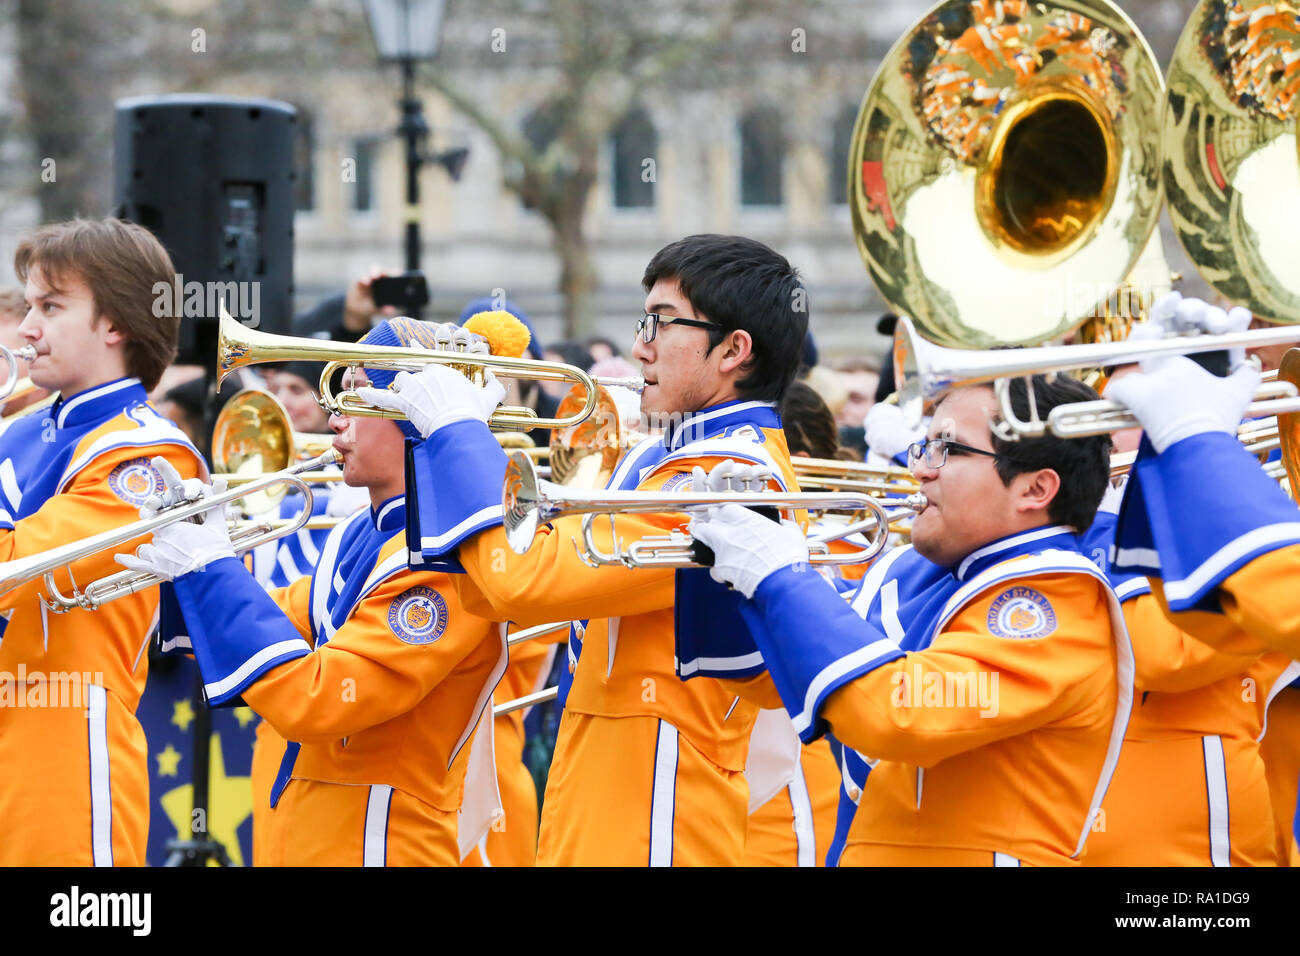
[{"xmin": 112, "ymin": 94, "xmax": 297, "ymax": 366}]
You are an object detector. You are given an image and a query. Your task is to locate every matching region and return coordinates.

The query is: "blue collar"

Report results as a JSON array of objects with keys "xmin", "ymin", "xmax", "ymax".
[
  {"xmin": 52, "ymin": 378, "xmax": 146, "ymax": 430},
  {"xmin": 371, "ymin": 494, "xmax": 406, "ymax": 532},
  {"xmin": 953, "ymin": 524, "xmax": 1079, "ymax": 582},
  {"xmin": 664, "ymin": 399, "xmax": 781, "ymax": 451}
]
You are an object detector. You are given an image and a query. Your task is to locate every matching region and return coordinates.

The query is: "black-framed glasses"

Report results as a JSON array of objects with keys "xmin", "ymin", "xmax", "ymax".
[
  {"xmin": 907, "ymin": 438, "xmax": 1015, "ymax": 470},
  {"xmin": 636, "ymin": 312, "xmax": 721, "ymax": 344}
]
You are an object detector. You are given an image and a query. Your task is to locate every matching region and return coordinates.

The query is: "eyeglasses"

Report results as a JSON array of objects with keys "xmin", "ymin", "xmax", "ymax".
[
  {"xmin": 635, "ymin": 312, "xmax": 721, "ymax": 344},
  {"xmin": 907, "ymin": 438, "xmax": 1017, "ymax": 470}
]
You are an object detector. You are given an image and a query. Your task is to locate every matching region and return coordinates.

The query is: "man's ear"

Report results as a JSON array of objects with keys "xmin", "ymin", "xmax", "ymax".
[
  {"xmin": 99, "ymin": 316, "xmax": 125, "ymax": 347},
  {"xmin": 1015, "ymin": 467, "xmax": 1060, "ymax": 516},
  {"xmin": 716, "ymin": 329, "xmax": 753, "ymax": 377}
]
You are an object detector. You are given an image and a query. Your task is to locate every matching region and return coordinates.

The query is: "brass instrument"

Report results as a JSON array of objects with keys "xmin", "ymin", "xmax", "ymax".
[
  {"xmin": 892, "ymin": 314, "xmax": 1300, "ymax": 438},
  {"xmin": 0, "ymin": 451, "xmax": 341, "ymax": 613},
  {"xmin": 216, "ymin": 305, "xmax": 639, "ymax": 431},
  {"xmin": 849, "ymin": 0, "xmax": 1165, "ymax": 349},
  {"xmin": 502, "ymin": 450, "xmax": 925, "ymax": 569},
  {"xmin": 212, "ymin": 389, "xmax": 340, "ymax": 514},
  {"xmin": 1163, "ymin": 0, "xmax": 1300, "ymax": 324},
  {"xmin": 790, "ymin": 456, "xmax": 920, "ymax": 497},
  {"xmin": 494, "ymin": 685, "xmax": 559, "ymax": 718},
  {"xmin": 0, "ymin": 344, "xmax": 37, "ymax": 402},
  {"xmin": 1276, "ymin": 349, "xmax": 1300, "ymax": 497}
]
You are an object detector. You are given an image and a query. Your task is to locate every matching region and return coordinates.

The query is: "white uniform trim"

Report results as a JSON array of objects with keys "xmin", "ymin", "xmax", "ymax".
[
  {"xmin": 927, "ymin": 549, "xmax": 1135, "ymax": 859},
  {"xmin": 58, "ymin": 419, "xmax": 198, "ymax": 494},
  {"xmin": 1258, "ymin": 660, "xmax": 1300, "ymax": 742},
  {"xmin": 667, "ymin": 402, "xmax": 777, "ymax": 451},
  {"xmin": 993, "ymin": 852, "xmax": 1021, "ymax": 867},
  {"xmin": 789, "ymin": 762, "xmax": 816, "ymax": 867},
  {"xmin": 418, "ymin": 504, "xmax": 502, "ymax": 552},
  {"xmin": 87, "ymin": 684, "xmax": 113, "ymax": 866},
  {"xmin": 1113, "ymin": 545, "xmax": 1161, "ymax": 569},
  {"xmin": 1161, "ymin": 522, "xmax": 1300, "ymax": 603},
  {"xmin": 203, "ymin": 639, "xmax": 312, "ymax": 701},
  {"xmin": 790, "ymin": 638, "xmax": 902, "ymax": 736},
  {"xmin": 0, "ymin": 457, "xmax": 21, "ymax": 512},
  {"xmin": 1202, "ymin": 735, "xmax": 1230, "ymax": 867},
  {"xmin": 880, "ymin": 579, "xmax": 905, "ymax": 644},
  {"xmin": 607, "ymin": 435, "xmax": 665, "ymax": 490},
  {"xmin": 677, "ymin": 650, "xmax": 766, "ymax": 677},
  {"xmin": 55, "ymin": 378, "xmax": 139, "ymax": 429},
  {"xmin": 649, "ymin": 720, "xmax": 679, "ymax": 867},
  {"xmin": 849, "ymin": 545, "xmax": 911, "ymax": 616},
  {"xmin": 1114, "ymin": 577, "xmax": 1152, "ymax": 601},
  {"xmin": 363, "ymin": 784, "xmax": 393, "ymax": 866},
  {"xmin": 955, "ymin": 525, "xmax": 1076, "ymax": 581}
]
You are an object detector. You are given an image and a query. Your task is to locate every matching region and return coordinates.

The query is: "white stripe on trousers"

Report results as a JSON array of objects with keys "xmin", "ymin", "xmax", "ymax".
[
  {"xmin": 1203, "ymin": 735, "xmax": 1231, "ymax": 867},
  {"xmin": 363, "ymin": 784, "xmax": 393, "ymax": 867},
  {"xmin": 788, "ymin": 763, "xmax": 816, "ymax": 867},
  {"xmin": 87, "ymin": 685, "xmax": 113, "ymax": 866},
  {"xmin": 649, "ymin": 721, "xmax": 678, "ymax": 867}
]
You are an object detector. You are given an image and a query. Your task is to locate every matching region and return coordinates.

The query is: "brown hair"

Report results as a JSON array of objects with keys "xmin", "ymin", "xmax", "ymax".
[
  {"xmin": 782, "ymin": 380, "xmax": 855, "ymax": 460},
  {"xmin": 14, "ymin": 218, "xmax": 178, "ymax": 390}
]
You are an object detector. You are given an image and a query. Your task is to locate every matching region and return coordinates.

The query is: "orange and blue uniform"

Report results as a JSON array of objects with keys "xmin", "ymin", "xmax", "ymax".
[
  {"xmin": 407, "ymin": 400, "xmax": 799, "ymax": 865},
  {"xmin": 0, "ymin": 378, "xmax": 203, "ymax": 865},
  {"xmin": 1112, "ymin": 431, "xmax": 1300, "ymax": 856},
  {"xmin": 160, "ymin": 494, "xmax": 506, "ymax": 865},
  {"xmin": 693, "ymin": 526, "xmax": 1134, "ymax": 866}
]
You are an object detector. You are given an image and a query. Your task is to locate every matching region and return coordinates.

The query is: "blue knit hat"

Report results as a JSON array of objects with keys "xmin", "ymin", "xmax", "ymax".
[
  {"xmin": 459, "ymin": 296, "xmax": 543, "ymax": 359},
  {"xmin": 358, "ymin": 317, "xmax": 452, "ymax": 441}
]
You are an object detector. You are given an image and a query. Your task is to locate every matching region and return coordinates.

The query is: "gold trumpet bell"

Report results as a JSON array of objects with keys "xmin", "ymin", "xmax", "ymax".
[
  {"xmin": 549, "ymin": 384, "xmax": 625, "ymax": 487},
  {"xmin": 212, "ymin": 389, "xmax": 297, "ymax": 515},
  {"xmin": 1163, "ymin": 0, "xmax": 1300, "ymax": 324},
  {"xmin": 1278, "ymin": 348, "xmax": 1300, "ymax": 500},
  {"xmin": 850, "ymin": 0, "xmax": 1164, "ymax": 347}
]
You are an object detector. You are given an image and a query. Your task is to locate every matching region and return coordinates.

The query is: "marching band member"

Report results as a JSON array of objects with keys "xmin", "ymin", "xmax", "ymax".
[
  {"xmin": 1079, "ymin": 350, "xmax": 1290, "ymax": 866},
  {"xmin": 0, "ymin": 219, "xmax": 204, "ymax": 866},
  {"xmin": 362, "ymin": 235, "xmax": 809, "ymax": 866},
  {"xmin": 121, "ymin": 318, "xmax": 507, "ymax": 866},
  {"xmin": 689, "ymin": 375, "xmax": 1133, "ymax": 866},
  {"xmin": 1105, "ymin": 294, "xmax": 1300, "ymax": 859}
]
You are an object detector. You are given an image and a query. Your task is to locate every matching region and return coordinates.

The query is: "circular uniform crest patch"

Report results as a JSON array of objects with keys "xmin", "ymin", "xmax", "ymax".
[
  {"xmin": 660, "ymin": 472, "xmax": 694, "ymax": 494},
  {"xmin": 107, "ymin": 458, "xmax": 165, "ymax": 508},
  {"xmin": 387, "ymin": 585, "xmax": 448, "ymax": 645},
  {"xmin": 986, "ymin": 586, "xmax": 1057, "ymax": 639}
]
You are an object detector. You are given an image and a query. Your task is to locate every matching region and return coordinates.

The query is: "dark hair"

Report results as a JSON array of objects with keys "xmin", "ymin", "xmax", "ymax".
[
  {"xmin": 545, "ymin": 341, "xmax": 595, "ymax": 373},
  {"xmin": 781, "ymin": 380, "xmax": 842, "ymax": 459},
  {"xmin": 14, "ymin": 218, "xmax": 179, "ymax": 391},
  {"xmin": 984, "ymin": 375, "xmax": 1111, "ymax": 532},
  {"xmin": 641, "ymin": 234, "xmax": 807, "ymax": 402}
]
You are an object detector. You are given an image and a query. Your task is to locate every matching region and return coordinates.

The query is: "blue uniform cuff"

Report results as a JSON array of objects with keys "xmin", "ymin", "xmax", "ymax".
[
  {"xmin": 746, "ymin": 564, "xmax": 903, "ymax": 743},
  {"xmin": 171, "ymin": 556, "xmax": 311, "ymax": 706},
  {"xmin": 1112, "ymin": 432, "xmax": 1300, "ymax": 612},
  {"xmin": 407, "ymin": 421, "xmax": 507, "ymax": 558},
  {"xmin": 675, "ymin": 569, "xmax": 766, "ymax": 680}
]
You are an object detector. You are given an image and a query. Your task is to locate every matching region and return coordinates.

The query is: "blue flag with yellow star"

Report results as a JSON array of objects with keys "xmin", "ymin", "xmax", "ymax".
[{"xmin": 136, "ymin": 653, "xmax": 257, "ymax": 866}]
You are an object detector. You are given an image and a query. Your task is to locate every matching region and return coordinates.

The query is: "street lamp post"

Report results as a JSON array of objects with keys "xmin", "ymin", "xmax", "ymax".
[{"xmin": 363, "ymin": 0, "xmax": 457, "ymax": 282}]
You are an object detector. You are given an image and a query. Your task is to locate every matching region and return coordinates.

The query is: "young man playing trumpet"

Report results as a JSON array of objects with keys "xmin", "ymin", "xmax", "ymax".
[
  {"xmin": 364, "ymin": 235, "xmax": 809, "ymax": 866},
  {"xmin": 689, "ymin": 375, "xmax": 1132, "ymax": 865},
  {"xmin": 0, "ymin": 218, "xmax": 205, "ymax": 866},
  {"xmin": 122, "ymin": 318, "xmax": 506, "ymax": 866}
]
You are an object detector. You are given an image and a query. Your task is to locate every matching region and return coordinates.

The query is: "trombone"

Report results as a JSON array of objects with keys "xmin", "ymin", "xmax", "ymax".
[
  {"xmin": 501, "ymin": 450, "xmax": 926, "ymax": 569},
  {"xmin": 0, "ymin": 451, "xmax": 341, "ymax": 614},
  {"xmin": 216, "ymin": 305, "xmax": 641, "ymax": 431},
  {"xmin": 790, "ymin": 456, "xmax": 920, "ymax": 497},
  {"xmin": 892, "ymin": 314, "xmax": 1300, "ymax": 440}
]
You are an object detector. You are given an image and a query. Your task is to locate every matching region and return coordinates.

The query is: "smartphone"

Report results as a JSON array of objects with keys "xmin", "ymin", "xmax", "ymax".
[{"xmin": 370, "ymin": 272, "xmax": 430, "ymax": 311}]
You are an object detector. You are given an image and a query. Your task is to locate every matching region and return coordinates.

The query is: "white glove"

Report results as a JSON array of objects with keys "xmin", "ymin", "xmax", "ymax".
[
  {"xmin": 1104, "ymin": 354, "xmax": 1260, "ymax": 453},
  {"xmin": 1128, "ymin": 293, "xmax": 1252, "ymax": 367},
  {"xmin": 689, "ymin": 459, "xmax": 774, "ymax": 493},
  {"xmin": 141, "ymin": 456, "xmax": 207, "ymax": 518},
  {"xmin": 353, "ymin": 364, "xmax": 506, "ymax": 438},
  {"xmin": 116, "ymin": 489, "xmax": 236, "ymax": 581},
  {"xmin": 325, "ymin": 481, "xmax": 371, "ymax": 518},
  {"xmin": 864, "ymin": 402, "xmax": 925, "ymax": 461},
  {"xmin": 688, "ymin": 503, "xmax": 809, "ymax": 599}
]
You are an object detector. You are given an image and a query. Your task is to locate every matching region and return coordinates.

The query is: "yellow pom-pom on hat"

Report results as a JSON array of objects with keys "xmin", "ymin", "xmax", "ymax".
[{"xmin": 464, "ymin": 310, "xmax": 531, "ymax": 359}]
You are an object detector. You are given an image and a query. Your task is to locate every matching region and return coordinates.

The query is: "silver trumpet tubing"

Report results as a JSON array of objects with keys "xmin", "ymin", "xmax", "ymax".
[
  {"xmin": 0, "ymin": 450, "xmax": 341, "ymax": 614},
  {"xmin": 893, "ymin": 315, "xmax": 1300, "ymax": 440},
  {"xmin": 0, "ymin": 344, "xmax": 37, "ymax": 402},
  {"xmin": 501, "ymin": 449, "xmax": 927, "ymax": 569},
  {"xmin": 494, "ymin": 685, "xmax": 559, "ymax": 717}
]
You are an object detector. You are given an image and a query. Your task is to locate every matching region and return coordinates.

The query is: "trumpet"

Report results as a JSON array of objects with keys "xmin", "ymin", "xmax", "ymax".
[
  {"xmin": 790, "ymin": 456, "xmax": 920, "ymax": 497},
  {"xmin": 217, "ymin": 305, "xmax": 640, "ymax": 431},
  {"xmin": 893, "ymin": 315, "xmax": 1300, "ymax": 440},
  {"xmin": 0, "ymin": 451, "xmax": 341, "ymax": 613},
  {"xmin": 502, "ymin": 450, "xmax": 926, "ymax": 569},
  {"xmin": 0, "ymin": 344, "xmax": 37, "ymax": 402}
]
